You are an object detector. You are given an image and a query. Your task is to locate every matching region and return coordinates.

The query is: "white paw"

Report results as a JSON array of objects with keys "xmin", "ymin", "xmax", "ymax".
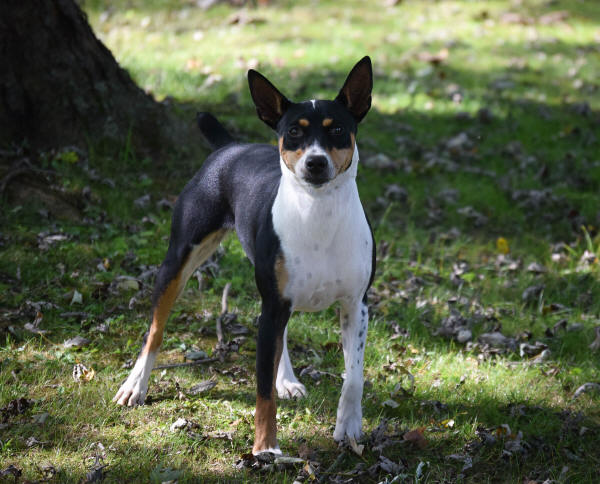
[
  {"xmin": 333, "ymin": 408, "xmax": 362, "ymax": 442},
  {"xmin": 276, "ymin": 378, "xmax": 307, "ymax": 399},
  {"xmin": 252, "ymin": 446, "xmax": 282, "ymax": 456},
  {"xmin": 113, "ymin": 376, "xmax": 148, "ymax": 406},
  {"xmin": 113, "ymin": 353, "xmax": 156, "ymax": 407}
]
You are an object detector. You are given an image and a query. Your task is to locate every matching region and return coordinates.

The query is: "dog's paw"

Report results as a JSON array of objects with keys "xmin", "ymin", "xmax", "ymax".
[
  {"xmin": 276, "ymin": 377, "xmax": 307, "ymax": 399},
  {"xmin": 113, "ymin": 377, "xmax": 148, "ymax": 407},
  {"xmin": 333, "ymin": 410, "xmax": 362, "ymax": 442},
  {"xmin": 252, "ymin": 446, "xmax": 282, "ymax": 457}
]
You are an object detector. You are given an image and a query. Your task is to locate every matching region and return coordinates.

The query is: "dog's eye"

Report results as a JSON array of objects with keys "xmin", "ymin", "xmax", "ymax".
[
  {"xmin": 288, "ymin": 126, "xmax": 303, "ymax": 138},
  {"xmin": 329, "ymin": 126, "xmax": 344, "ymax": 135}
]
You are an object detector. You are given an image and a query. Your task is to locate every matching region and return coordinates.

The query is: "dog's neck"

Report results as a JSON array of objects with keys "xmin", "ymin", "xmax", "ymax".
[{"xmin": 272, "ymin": 144, "xmax": 361, "ymax": 247}]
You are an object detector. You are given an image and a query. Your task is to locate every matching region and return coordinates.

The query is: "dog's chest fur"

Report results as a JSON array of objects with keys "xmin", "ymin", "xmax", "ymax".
[{"xmin": 272, "ymin": 152, "xmax": 372, "ymax": 312}]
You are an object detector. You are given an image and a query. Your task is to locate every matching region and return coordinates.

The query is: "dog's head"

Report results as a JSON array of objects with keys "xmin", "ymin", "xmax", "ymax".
[{"xmin": 248, "ymin": 57, "xmax": 372, "ymax": 187}]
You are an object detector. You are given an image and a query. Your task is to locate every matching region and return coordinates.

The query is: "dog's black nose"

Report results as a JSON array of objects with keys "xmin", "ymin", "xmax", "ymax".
[{"xmin": 305, "ymin": 155, "xmax": 328, "ymax": 173}]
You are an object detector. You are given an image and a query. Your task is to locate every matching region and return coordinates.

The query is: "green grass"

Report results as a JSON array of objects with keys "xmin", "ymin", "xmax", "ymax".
[{"xmin": 1, "ymin": 0, "xmax": 600, "ymax": 482}]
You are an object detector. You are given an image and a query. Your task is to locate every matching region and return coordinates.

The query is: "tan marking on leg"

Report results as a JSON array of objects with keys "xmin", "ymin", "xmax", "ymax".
[
  {"xmin": 253, "ymin": 333, "xmax": 283, "ymax": 454},
  {"xmin": 143, "ymin": 276, "xmax": 180, "ymax": 354},
  {"xmin": 279, "ymin": 137, "xmax": 305, "ymax": 172},
  {"xmin": 274, "ymin": 254, "xmax": 288, "ymax": 297},
  {"xmin": 298, "ymin": 118, "xmax": 309, "ymax": 127},
  {"xmin": 329, "ymin": 133, "xmax": 355, "ymax": 175},
  {"xmin": 322, "ymin": 118, "xmax": 333, "ymax": 127},
  {"xmin": 142, "ymin": 229, "xmax": 228, "ymax": 356}
]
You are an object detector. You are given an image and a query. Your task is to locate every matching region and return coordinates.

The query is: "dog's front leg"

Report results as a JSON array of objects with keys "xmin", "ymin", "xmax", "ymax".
[
  {"xmin": 333, "ymin": 299, "xmax": 368, "ymax": 442},
  {"xmin": 253, "ymin": 300, "xmax": 291, "ymax": 455}
]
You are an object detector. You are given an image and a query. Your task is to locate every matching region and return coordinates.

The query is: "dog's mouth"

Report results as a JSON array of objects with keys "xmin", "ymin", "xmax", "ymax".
[{"xmin": 303, "ymin": 174, "xmax": 331, "ymax": 187}]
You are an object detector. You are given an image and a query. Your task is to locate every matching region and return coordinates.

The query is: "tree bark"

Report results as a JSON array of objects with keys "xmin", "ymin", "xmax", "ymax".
[{"xmin": 0, "ymin": 0, "xmax": 193, "ymax": 156}]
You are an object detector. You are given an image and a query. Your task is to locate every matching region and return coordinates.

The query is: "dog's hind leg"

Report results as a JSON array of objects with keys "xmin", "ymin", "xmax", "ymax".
[
  {"xmin": 276, "ymin": 326, "xmax": 307, "ymax": 399},
  {"xmin": 114, "ymin": 227, "xmax": 228, "ymax": 406}
]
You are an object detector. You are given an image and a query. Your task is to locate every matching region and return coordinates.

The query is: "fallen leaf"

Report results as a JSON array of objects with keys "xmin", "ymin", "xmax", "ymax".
[
  {"xmin": 0, "ymin": 465, "xmax": 22, "ymax": 479},
  {"xmin": 531, "ymin": 349, "xmax": 551, "ymax": 364},
  {"xmin": 149, "ymin": 466, "xmax": 181, "ymax": 483},
  {"xmin": 403, "ymin": 427, "xmax": 427, "ymax": 449},
  {"xmin": 589, "ymin": 326, "xmax": 600, "ymax": 351},
  {"xmin": 185, "ymin": 350, "xmax": 209, "ymax": 361},
  {"xmin": 38, "ymin": 463, "xmax": 57, "ymax": 480},
  {"xmin": 170, "ymin": 417, "xmax": 190, "ymax": 432},
  {"xmin": 347, "ymin": 435, "xmax": 364, "ymax": 456},
  {"xmin": 1, "ymin": 398, "xmax": 33, "ymax": 422},
  {"xmin": 70, "ymin": 290, "xmax": 83, "ymax": 305},
  {"xmin": 522, "ymin": 285, "xmax": 544, "ymax": 303},
  {"xmin": 527, "ymin": 262, "xmax": 547, "ymax": 274},
  {"xmin": 32, "ymin": 412, "xmax": 50, "ymax": 425},
  {"xmin": 441, "ymin": 418, "xmax": 455, "ymax": 428},
  {"xmin": 187, "ymin": 379, "xmax": 216, "ymax": 395},
  {"xmin": 446, "ymin": 453, "xmax": 473, "ymax": 472},
  {"xmin": 519, "ymin": 342, "xmax": 547, "ymax": 357},
  {"xmin": 72, "ymin": 363, "xmax": 95, "ymax": 382},
  {"xmin": 478, "ymin": 332, "xmax": 517, "ymax": 350},
  {"xmin": 26, "ymin": 436, "xmax": 46, "ymax": 447},
  {"xmin": 415, "ymin": 460, "xmax": 429, "ymax": 480},
  {"xmin": 496, "ymin": 237, "xmax": 510, "ymax": 254},
  {"xmin": 273, "ymin": 456, "xmax": 304, "ymax": 465},
  {"xmin": 64, "ymin": 335, "xmax": 90, "ymax": 349},
  {"xmin": 572, "ymin": 382, "xmax": 600, "ymax": 399}
]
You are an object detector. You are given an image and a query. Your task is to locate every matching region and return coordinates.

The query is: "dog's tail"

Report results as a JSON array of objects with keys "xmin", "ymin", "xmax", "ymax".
[{"xmin": 196, "ymin": 112, "xmax": 235, "ymax": 151}]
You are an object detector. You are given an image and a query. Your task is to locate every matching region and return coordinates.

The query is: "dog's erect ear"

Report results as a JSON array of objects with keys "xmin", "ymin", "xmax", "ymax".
[
  {"xmin": 248, "ymin": 70, "xmax": 291, "ymax": 130},
  {"xmin": 335, "ymin": 56, "xmax": 373, "ymax": 123}
]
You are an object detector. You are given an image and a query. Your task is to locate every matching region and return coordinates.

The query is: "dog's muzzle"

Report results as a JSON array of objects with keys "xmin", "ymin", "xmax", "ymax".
[{"xmin": 303, "ymin": 155, "xmax": 331, "ymax": 186}]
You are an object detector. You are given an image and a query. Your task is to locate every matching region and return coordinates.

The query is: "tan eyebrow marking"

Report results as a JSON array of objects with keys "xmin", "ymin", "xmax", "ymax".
[
  {"xmin": 322, "ymin": 118, "xmax": 333, "ymax": 127},
  {"xmin": 298, "ymin": 118, "xmax": 309, "ymax": 127}
]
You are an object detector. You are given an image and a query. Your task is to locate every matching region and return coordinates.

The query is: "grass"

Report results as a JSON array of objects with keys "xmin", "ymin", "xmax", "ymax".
[{"xmin": 1, "ymin": 0, "xmax": 600, "ymax": 482}]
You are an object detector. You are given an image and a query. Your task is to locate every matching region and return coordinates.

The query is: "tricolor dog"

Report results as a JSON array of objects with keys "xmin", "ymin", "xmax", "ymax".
[{"xmin": 114, "ymin": 56, "xmax": 376, "ymax": 455}]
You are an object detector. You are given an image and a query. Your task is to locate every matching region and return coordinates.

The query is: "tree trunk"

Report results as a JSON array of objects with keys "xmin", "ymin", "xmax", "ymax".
[{"xmin": 0, "ymin": 0, "xmax": 193, "ymax": 156}]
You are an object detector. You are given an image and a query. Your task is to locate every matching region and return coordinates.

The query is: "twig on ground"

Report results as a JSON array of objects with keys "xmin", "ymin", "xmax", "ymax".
[
  {"xmin": 153, "ymin": 357, "xmax": 218, "ymax": 370},
  {"xmin": 318, "ymin": 451, "xmax": 346, "ymax": 483},
  {"xmin": 216, "ymin": 282, "xmax": 231, "ymax": 345}
]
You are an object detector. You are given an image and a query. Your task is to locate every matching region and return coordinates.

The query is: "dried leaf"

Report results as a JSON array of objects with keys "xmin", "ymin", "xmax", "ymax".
[
  {"xmin": 441, "ymin": 418, "xmax": 455, "ymax": 428},
  {"xmin": 72, "ymin": 363, "xmax": 95, "ymax": 382},
  {"xmin": 403, "ymin": 427, "xmax": 427, "ymax": 449},
  {"xmin": 1, "ymin": 398, "xmax": 33, "ymax": 422},
  {"xmin": 573, "ymin": 382, "xmax": 600, "ymax": 399},
  {"xmin": 274, "ymin": 456, "xmax": 304, "ymax": 465},
  {"xmin": 347, "ymin": 435, "xmax": 364, "ymax": 456},
  {"xmin": 496, "ymin": 237, "xmax": 510, "ymax": 254},
  {"xmin": 70, "ymin": 290, "xmax": 83, "ymax": 305},
  {"xmin": 31, "ymin": 412, "xmax": 50, "ymax": 425},
  {"xmin": 522, "ymin": 285, "xmax": 544, "ymax": 303},
  {"xmin": 26, "ymin": 436, "xmax": 46, "ymax": 447},
  {"xmin": 187, "ymin": 379, "xmax": 216, "ymax": 395},
  {"xmin": 0, "ymin": 465, "xmax": 22, "ymax": 479},
  {"xmin": 185, "ymin": 350, "xmax": 209, "ymax": 361},
  {"xmin": 24, "ymin": 310, "xmax": 48, "ymax": 334},
  {"xmin": 64, "ymin": 335, "xmax": 90, "ymax": 349},
  {"xmin": 170, "ymin": 417, "xmax": 190, "ymax": 432},
  {"xmin": 589, "ymin": 326, "xmax": 600, "ymax": 351},
  {"xmin": 527, "ymin": 262, "xmax": 547, "ymax": 274}
]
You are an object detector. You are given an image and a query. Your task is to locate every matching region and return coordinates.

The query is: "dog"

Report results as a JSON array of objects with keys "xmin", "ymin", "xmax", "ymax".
[{"xmin": 113, "ymin": 56, "xmax": 376, "ymax": 455}]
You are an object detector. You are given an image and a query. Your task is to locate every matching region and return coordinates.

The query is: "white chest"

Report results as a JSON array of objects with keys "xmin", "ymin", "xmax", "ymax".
[{"xmin": 272, "ymin": 163, "xmax": 373, "ymax": 312}]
